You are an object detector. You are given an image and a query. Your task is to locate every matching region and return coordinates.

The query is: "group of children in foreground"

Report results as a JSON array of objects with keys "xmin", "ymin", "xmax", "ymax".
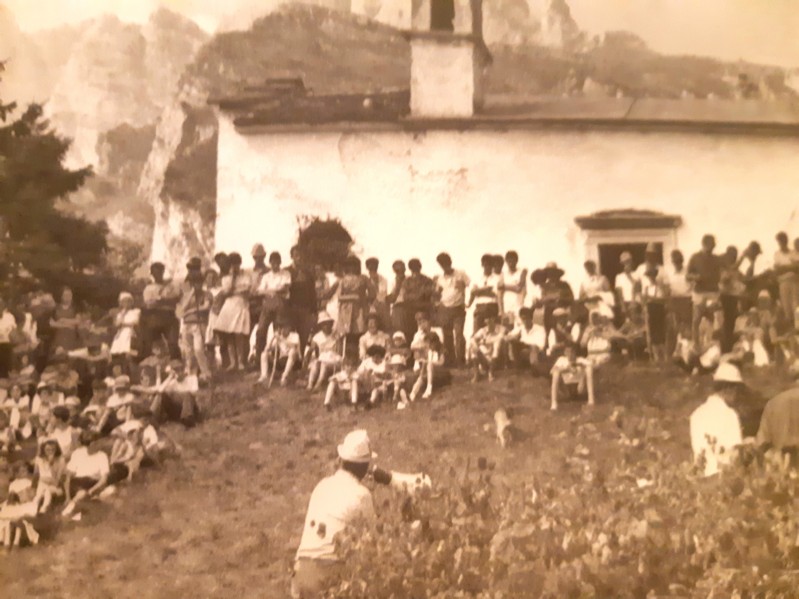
[{"xmin": 0, "ymin": 347, "xmax": 189, "ymax": 550}]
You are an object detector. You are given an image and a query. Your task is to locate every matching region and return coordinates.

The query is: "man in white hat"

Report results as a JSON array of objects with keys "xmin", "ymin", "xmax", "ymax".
[
  {"xmin": 292, "ymin": 429, "xmax": 376, "ymax": 598},
  {"xmin": 689, "ymin": 362, "xmax": 744, "ymax": 477}
]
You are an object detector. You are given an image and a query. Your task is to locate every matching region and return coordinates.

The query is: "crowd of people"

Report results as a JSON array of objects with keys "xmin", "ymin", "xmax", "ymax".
[{"xmin": 2, "ymin": 230, "xmax": 799, "ymax": 551}]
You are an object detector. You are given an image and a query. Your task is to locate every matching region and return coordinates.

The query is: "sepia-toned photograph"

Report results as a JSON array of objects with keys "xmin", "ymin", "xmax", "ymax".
[{"xmin": 1, "ymin": 0, "xmax": 798, "ymax": 596}]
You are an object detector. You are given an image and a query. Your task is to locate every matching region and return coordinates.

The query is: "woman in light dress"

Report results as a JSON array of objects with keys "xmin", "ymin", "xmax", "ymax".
[
  {"xmin": 499, "ymin": 250, "xmax": 528, "ymax": 321},
  {"xmin": 110, "ymin": 292, "xmax": 140, "ymax": 372},
  {"xmin": 204, "ymin": 269, "xmax": 224, "ymax": 369},
  {"xmin": 214, "ymin": 253, "xmax": 253, "ymax": 371}
]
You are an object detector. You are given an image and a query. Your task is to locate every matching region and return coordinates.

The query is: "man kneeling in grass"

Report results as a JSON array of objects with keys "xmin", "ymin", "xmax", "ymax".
[{"xmin": 550, "ymin": 341, "xmax": 595, "ymax": 411}]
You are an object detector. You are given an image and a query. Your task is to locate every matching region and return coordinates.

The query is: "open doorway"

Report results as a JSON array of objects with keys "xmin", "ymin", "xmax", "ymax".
[
  {"xmin": 598, "ymin": 242, "xmax": 663, "ymax": 288},
  {"xmin": 430, "ymin": 0, "xmax": 455, "ymax": 31}
]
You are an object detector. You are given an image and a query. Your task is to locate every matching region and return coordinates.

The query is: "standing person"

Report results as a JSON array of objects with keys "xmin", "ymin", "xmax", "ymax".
[
  {"xmin": 737, "ymin": 241, "xmax": 764, "ymax": 309},
  {"xmin": 253, "ymin": 252, "xmax": 292, "ymax": 363},
  {"xmin": 387, "ymin": 260, "xmax": 407, "ymax": 338},
  {"xmin": 176, "ymin": 270, "xmax": 212, "ymax": 384},
  {"xmin": 0, "ymin": 299, "xmax": 16, "ymax": 378},
  {"xmin": 400, "ymin": 259, "xmax": 435, "ymax": 341},
  {"xmin": 666, "ymin": 250, "xmax": 692, "ymax": 350},
  {"xmin": 29, "ymin": 288, "xmax": 56, "ymax": 374},
  {"xmin": 774, "ymin": 231, "xmax": 799, "ymax": 323},
  {"xmin": 287, "ymin": 246, "xmax": 318, "ymax": 355},
  {"xmin": 214, "ymin": 253, "xmax": 253, "ymax": 371},
  {"xmin": 640, "ymin": 264, "xmax": 669, "ymax": 362},
  {"xmin": 434, "ymin": 252, "xmax": 470, "ymax": 367},
  {"xmin": 292, "ymin": 430, "xmax": 376, "ymax": 598},
  {"xmin": 468, "ymin": 254, "xmax": 501, "ymax": 334},
  {"xmin": 141, "ymin": 263, "xmax": 180, "ymax": 360},
  {"xmin": 249, "ymin": 244, "xmax": 268, "ymax": 330},
  {"xmin": 614, "ymin": 252, "xmax": 639, "ymax": 319},
  {"xmin": 540, "ymin": 262, "xmax": 574, "ymax": 342},
  {"xmin": 687, "ymin": 234, "xmax": 724, "ymax": 345},
  {"xmin": 579, "ymin": 260, "xmax": 612, "ymax": 305},
  {"xmin": 364, "ymin": 257, "xmax": 389, "ymax": 330},
  {"xmin": 50, "ymin": 287, "xmax": 82, "ymax": 355},
  {"xmin": 204, "ymin": 270, "xmax": 225, "ymax": 370},
  {"xmin": 499, "ymin": 251, "xmax": 528, "ymax": 322},
  {"xmin": 330, "ymin": 257, "xmax": 373, "ymax": 356},
  {"xmin": 719, "ymin": 246, "xmax": 746, "ymax": 353},
  {"xmin": 109, "ymin": 292, "xmax": 140, "ymax": 373}
]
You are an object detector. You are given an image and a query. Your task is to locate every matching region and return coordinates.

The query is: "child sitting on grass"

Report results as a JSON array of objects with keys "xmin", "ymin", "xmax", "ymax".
[
  {"xmin": 32, "ymin": 438, "xmax": 66, "ymax": 514},
  {"xmin": 306, "ymin": 313, "xmax": 341, "ymax": 392},
  {"xmin": 469, "ymin": 308, "xmax": 504, "ymax": 383},
  {"xmin": 550, "ymin": 342, "xmax": 596, "ymax": 411},
  {"xmin": 357, "ymin": 345, "xmax": 389, "ymax": 405},
  {"xmin": 389, "ymin": 353, "xmax": 411, "ymax": 410},
  {"xmin": 261, "ymin": 319, "xmax": 301, "ymax": 386},
  {"xmin": 410, "ymin": 333, "xmax": 449, "ymax": 401},
  {"xmin": 504, "ymin": 307, "xmax": 547, "ymax": 374},
  {"xmin": 323, "ymin": 356, "xmax": 360, "ymax": 410}
]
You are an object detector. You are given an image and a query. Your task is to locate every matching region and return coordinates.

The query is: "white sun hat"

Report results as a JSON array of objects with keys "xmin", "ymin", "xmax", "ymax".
[
  {"xmin": 713, "ymin": 362, "xmax": 743, "ymax": 384},
  {"xmin": 337, "ymin": 429, "xmax": 375, "ymax": 463}
]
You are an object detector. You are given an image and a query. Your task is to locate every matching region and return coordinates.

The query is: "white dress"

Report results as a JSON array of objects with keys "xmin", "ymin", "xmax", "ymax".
[
  {"xmin": 214, "ymin": 273, "xmax": 253, "ymax": 335},
  {"xmin": 502, "ymin": 267, "xmax": 526, "ymax": 318},
  {"xmin": 110, "ymin": 308, "xmax": 141, "ymax": 356}
]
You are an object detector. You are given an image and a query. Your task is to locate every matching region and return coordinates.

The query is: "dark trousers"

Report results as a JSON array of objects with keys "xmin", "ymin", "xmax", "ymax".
[
  {"xmin": 0, "ymin": 343, "xmax": 11, "ymax": 378},
  {"xmin": 436, "ymin": 305, "xmax": 466, "ymax": 366},
  {"xmin": 473, "ymin": 303, "xmax": 498, "ymax": 334},
  {"xmin": 289, "ymin": 306, "xmax": 317, "ymax": 354},
  {"xmin": 720, "ymin": 294, "xmax": 739, "ymax": 353},
  {"xmin": 255, "ymin": 297, "xmax": 286, "ymax": 358},
  {"xmin": 140, "ymin": 310, "xmax": 180, "ymax": 360},
  {"xmin": 391, "ymin": 303, "xmax": 415, "ymax": 342}
]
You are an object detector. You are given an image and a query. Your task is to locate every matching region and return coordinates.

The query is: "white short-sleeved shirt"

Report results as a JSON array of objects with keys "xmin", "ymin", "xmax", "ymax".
[
  {"xmin": 271, "ymin": 332, "xmax": 300, "ymax": 357},
  {"xmin": 615, "ymin": 271, "xmax": 639, "ymax": 303},
  {"xmin": 507, "ymin": 323, "xmax": 546, "ymax": 349},
  {"xmin": 296, "ymin": 469, "xmax": 375, "ymax": 561},
  {"xmin": 689, "ymin": 394, "xmax": 742, "ymax": 477},
  {"xmin": 0, "ymin": 311, "xmax": 16, "ymax": 344},
  {"xmin": 67, "ymin": 447, "xmax": 110, "ymax": 480},
  {"xmin": 436, "ymin": 270, "xmax": 471, "ymax": 308},
  {"xmin": 666, "ymin": 267, "xmax": 691, "ymax": 297},
  {"xmin": 358, "ymin": 357, "xmax": 386, "ymax": 378},
  {"xmin": 358, "ymin": 331, "xmax": 390, "ymax": 358},
  {"xmin": 472, "ymin": 274, "xmax": 501, "ymax": 306},
  {"xmin": 256, "ymin": 269, "xmax": 292, "ymax": 297},
  {"xmin": 551, "ymin": 355, "xmax": 590, "ymax": 385},
  {"xmin": 312, "ymin": 331, "xmax": 337, "ymax": 355}
]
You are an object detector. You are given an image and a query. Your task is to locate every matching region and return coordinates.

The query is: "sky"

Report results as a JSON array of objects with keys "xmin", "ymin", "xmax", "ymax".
[{"xmin": 2, "ymin": 0, "xmax": 799, "ymax": 67}]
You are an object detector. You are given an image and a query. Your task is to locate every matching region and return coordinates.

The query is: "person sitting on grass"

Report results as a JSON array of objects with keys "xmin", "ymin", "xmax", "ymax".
[
  {"xmin": 108, "ymin": 420, "xmax": 146, "ymax": 485},
  {"xmin": 140, "ymin": 414, "xmax": 182, "ymax": 466},
  {"xmin": 410, "ymin": 312, "xmax": 440, "ymax": 366},
  {"xmin": 45, "ymin": 405, "xmax": 79, "ymax": 459},
  {"xmin": 1, "ymin": 489, "xmax": 39, "ymax": 551},
  {"xmin": 358, "ymin": 315, "xmax": 390, "ymax": 360},
  {"xmin": 306, "ymin": 313, "xmax": 341, "ymax": 392},
  {"xmin": 62, "ymin": 430, "xmax": 110, "ymax": 517},
  {"xmin": 504, "ymin": 307, "xmax": 547, "ymax": 375},
  {"xmin": 150, "ymin": 360, "xmax": 200, "ymax": 428},
  {"xmin": 261, "ymin": 319, "xmax": 301, "ymax": 387},
  {"xmin": 409, "ymin": 332, "xmax": 449, "ymax": 401},
  {"xmin": 32, "ymin": 438, "xmax": 66, "ymax": 514},
  {"xmin": 389, "ymin": 353, "xmax": 411, "ymax": 410},
  {"xmin": 387, "ymin": 331, "xmax": 412, "ymax": 367},
  {"xmin": 357, "ymin": 345, "xmax": 389, "ymax": 405},
  {"xmin": 97, "ymin": 375, "xmax": 136, "ymax": 435},
  {"xmin": 550, "ymin": 341, "xmax": 596, "ymax": 411},
  {"xmin": 689, "ymin": 363, "xmax": 744, "ymax": 477},
  {"xmin": 469, "ymin": 306, "xmax": 504, "ymax": 383},
  {"xmin": 323, "ymin": 356, "xmax": 360, "ymax": 411},
  {"xmin": 616, "ymin": 303, "xmax": 648, "ymax": 360}
]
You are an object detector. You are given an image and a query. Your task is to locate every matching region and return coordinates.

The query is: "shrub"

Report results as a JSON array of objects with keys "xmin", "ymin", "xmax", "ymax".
[{"xmin": 331, "ymin": 419, "xmax": 799, "ymax": 598}]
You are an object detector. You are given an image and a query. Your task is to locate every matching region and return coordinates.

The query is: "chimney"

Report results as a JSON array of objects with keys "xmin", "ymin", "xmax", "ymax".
[{"xmin": 405, "ymin": 0, "xmax": 491, "ymax": 118}]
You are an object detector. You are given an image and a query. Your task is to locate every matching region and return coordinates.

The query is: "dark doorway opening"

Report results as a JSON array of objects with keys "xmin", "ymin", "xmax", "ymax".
[
  {"xmin": 598, "ymin": 242, "xmax": 664, "ymax": 288},
  {"xmin": 431, "ymin": 0, "xmax": 455, "ymax": 31}
]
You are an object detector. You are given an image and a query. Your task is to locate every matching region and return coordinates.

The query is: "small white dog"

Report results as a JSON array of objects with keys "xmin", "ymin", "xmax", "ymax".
[
  {"xmin": 494, "ymin": 408, "xmax": 512, "ymax": 448},
  {"xmin": 389, "ymin": 471, "xmax": 433, "ymax": 495}
]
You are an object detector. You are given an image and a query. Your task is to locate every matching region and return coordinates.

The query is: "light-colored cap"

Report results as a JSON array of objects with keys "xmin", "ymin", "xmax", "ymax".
[
  {"xmin": 620, "ymin": 251, "xmax": 633, "ymax": 263},
  {"xmin": 713, "ymin": 362, "xmax": 743, "ymax": 384},
  {"xmin": 113, "ymin": 375, "xmax": 131, "ymax": 389},
  {"xmin": 337, "ymin": 429, "xmax": 374, "ymax": 463},
  {"xmin": 251, "ymin": 243, "xmax": 266, "ymax": 257},
  {"xmin": 645, "ymin": 242, "xmax": 658, "ymax": 254},
  {"xmin": 64, "ymin": 395, "xmax": 81, "ymax": 408},
  {"xmin": 317, "ymin": 311, "xmax": 334, "ymax": 325},
  {"xmin": 391, "ymin": 331, "xmax": 406, "ymax": 341}
]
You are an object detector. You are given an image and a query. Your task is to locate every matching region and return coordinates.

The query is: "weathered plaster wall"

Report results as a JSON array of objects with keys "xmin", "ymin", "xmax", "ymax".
[
  {"xmin": 410, "ymin": 38, "xmax": 476, "ymax": 117},
  {"xmin": 216, "ymin": 115, "xmax": 799, "ymax": 289}
]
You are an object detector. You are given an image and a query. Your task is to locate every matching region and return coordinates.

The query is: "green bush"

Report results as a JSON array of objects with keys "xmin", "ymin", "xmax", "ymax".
[{"xmin": 331, "ymin": 420, "xmax": 799, "ymax": 598}]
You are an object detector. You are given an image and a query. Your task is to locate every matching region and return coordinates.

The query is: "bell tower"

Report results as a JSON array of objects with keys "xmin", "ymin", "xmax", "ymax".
[{"xmin": 406, "ymin": 0, "xmax": 491, "ymax": 118}]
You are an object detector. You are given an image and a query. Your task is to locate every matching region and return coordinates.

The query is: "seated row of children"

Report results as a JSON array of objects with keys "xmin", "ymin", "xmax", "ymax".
[{"xmin": 0, "ymin": 355, "xmax": 193, "ymax": 550}]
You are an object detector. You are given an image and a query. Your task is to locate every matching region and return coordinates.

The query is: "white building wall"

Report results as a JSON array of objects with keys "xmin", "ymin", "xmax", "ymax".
[{"xmin": 216, "ymin": 114, "xmax": 799, "ymax": 290}]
